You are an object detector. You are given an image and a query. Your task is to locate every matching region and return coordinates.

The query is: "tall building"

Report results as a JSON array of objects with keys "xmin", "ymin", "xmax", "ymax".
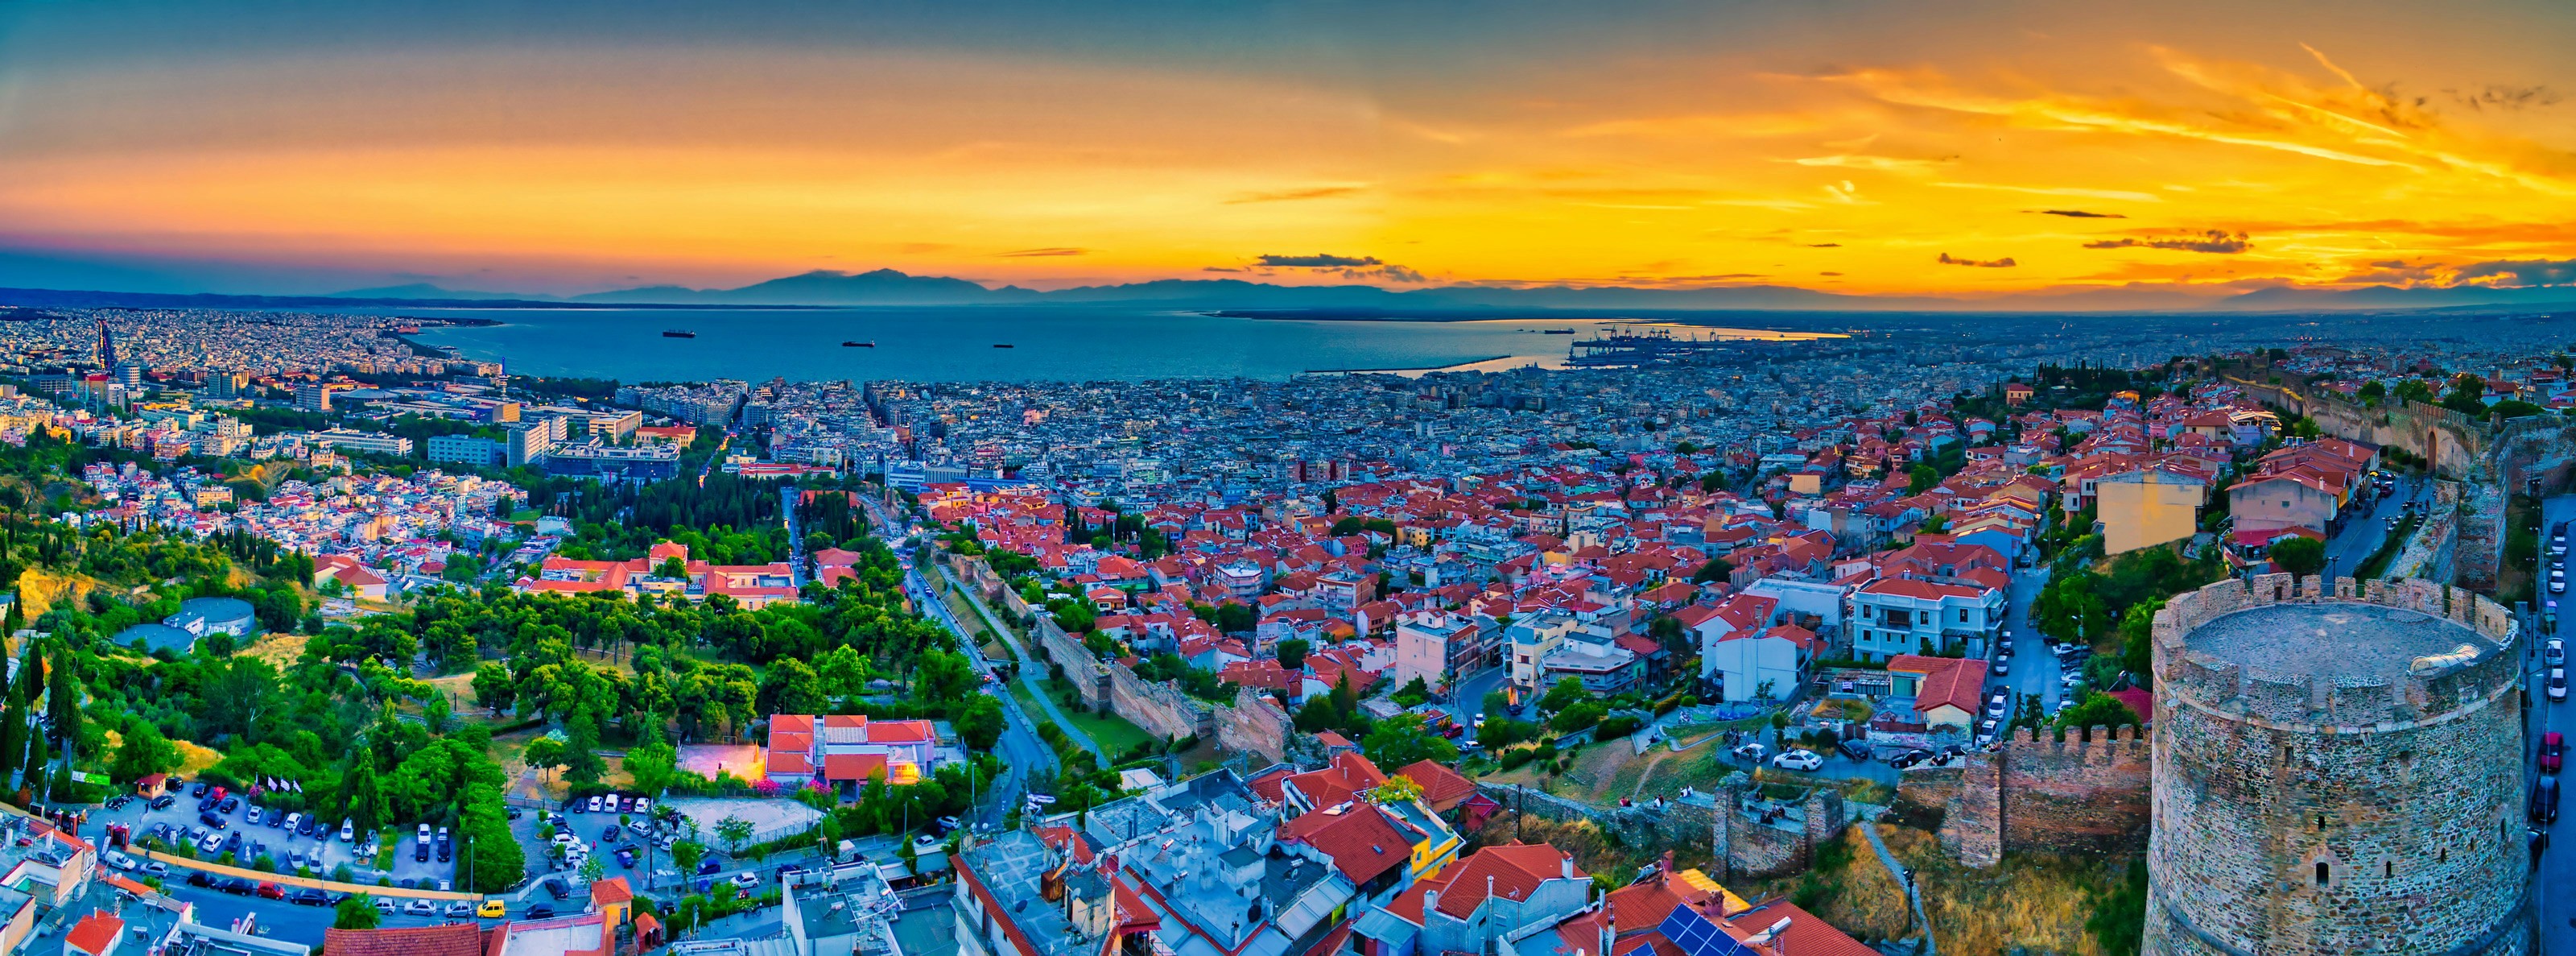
[
  {"xmin": 2145, "ymin": 576, "xmax": 2530, "ymax": 954},
  {"xmin": 294, "ymin": 382, "xmax": 331, "ymax": 413},
  {"xmin": 427, "ymin": 434, "xmax": 506, "ymax": 467},
  {"xmin": 209, "ymin": 371, "xmax": 248, "ymax": 398},
  {"xmin": 506, "ymin": 424, "xmax": 555, "ymax": 467}
]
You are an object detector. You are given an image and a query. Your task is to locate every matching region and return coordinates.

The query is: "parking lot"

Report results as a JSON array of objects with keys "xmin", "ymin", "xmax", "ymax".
[{"xmin": 99, "ymin": 780, "xmax": 460, "ymax": 889}]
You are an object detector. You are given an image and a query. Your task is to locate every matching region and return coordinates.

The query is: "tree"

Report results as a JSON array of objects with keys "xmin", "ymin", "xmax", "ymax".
[
  {"xmin": 522, "ymin": 737, "xmax": 566, "ymax": 782},
  {"xmin": 563, "ymin": 715, "xmax": 606, "ymax": 785},
  {"xmin": 335, "ymin": 894, "xmax": 382, "ymax": 929},
  {"xmin": 625, "ymin": 727, "xmax": 679, "ymax": 796},
  {"xmin": 1539, "ymin": 677, "xmax": 1587, "ymax": 714},
  {"xmin": 110, "ymin": 718, "xmax": 177, "ymax": 783},
  {"xmin": 914, "ymin": 649, "xmax": 979, "ymax": 707},
  {"xmin": 671, "ymin": 839, "xmax": 704, "ymax": 877},
  {"xmin": 955, "ymin": 694, "xmax": 1005, "ymax": 751},
  {"xmin": 2268, "ymin": 536, "xmax": 2326, "ymax": 577},
  {"xmin": 716, "ymin": 815, "xmax": 755, "ymax": 853},
  {"xmin": 1908, "ymin": 463, "xmax": 1939, "ymax": 495},
  {"xmin": 2053, "ymin": 689, "xmax": 2142, "ymax": 730},
  {"xmin": 758, "ymin": 658, "xmax": 822, "ymax": 716},
  {"xmin": 1690, "ymin": 559, "xmax": 1732, "ymax": 585},
  {"xmin": 1274, "ymin": 639, "xmax": 1311, "ymax": 672},
  {"xmin": 1368, "ymin": 775, "xmax": 1424, "ymax": 805},
  {"xmin": 473, "ymin": 662, "xmax": 517, "ymax": 714},
  {"xmin": 1360, "ymin": 714, "xmax": 1455, "ymax": 769}
]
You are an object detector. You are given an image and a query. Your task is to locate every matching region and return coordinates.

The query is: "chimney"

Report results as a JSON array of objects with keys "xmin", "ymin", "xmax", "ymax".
[{"xmin": 1563, "ymin": 855, "xmax": 1577, "ymax": 879}]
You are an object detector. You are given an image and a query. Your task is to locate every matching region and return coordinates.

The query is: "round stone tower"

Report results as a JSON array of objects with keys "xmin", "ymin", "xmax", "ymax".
[{"xmin": 2145, "ymin": 573, "xmax": 2531, "ymax": 956}]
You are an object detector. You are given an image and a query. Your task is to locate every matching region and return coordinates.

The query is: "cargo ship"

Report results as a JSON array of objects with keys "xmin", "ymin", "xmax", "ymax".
[
  {"xmin": 993, "ymin": 343, "xmax": 1015, "ymax": 348},
  {"xmin": 842, "ymin": 341, "xmax": 874, "ymax": 347},
  {"xmin": 662, "ymin": 329, "xmax": 696, "ymax": 338}
]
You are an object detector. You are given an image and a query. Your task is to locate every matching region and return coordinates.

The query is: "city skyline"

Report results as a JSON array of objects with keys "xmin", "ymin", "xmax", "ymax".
[{"xmin": 2, "ymin": 0, "xmax": 2574, "ymax": 305}]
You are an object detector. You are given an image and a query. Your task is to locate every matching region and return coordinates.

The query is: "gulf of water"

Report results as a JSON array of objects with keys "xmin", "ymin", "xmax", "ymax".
[{"xmin": 378, "ymin": 307, "xmax": 1832, "ymax": 383}]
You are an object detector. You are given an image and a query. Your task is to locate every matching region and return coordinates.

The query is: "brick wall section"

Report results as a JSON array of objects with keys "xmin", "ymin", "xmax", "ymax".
[
  {"xmin": 2142, "ymin": 576, "xmax": 2533, "ymax": 956},
  {"xmin": 2002, "ymin": 725, "xmax": 2149, "ymax": 858},
  {"xmin": 1888, "ymin": 765, "xmax": 1959, "ymax": 833},
  {"xmin": 1942, "ymin": 751, "xmax": 2004, "ymax": 867},
  {"xmin": 1214, "ymin": 686, "xmax": 1290, "ymax": 764}
]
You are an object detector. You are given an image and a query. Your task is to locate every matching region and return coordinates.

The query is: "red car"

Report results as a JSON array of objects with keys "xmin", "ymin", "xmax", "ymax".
[
  {"xmin": 2544, "ymin": 732, "xmax": 2565, "ymax": 774},
  {"xmin": 254, "ymin": 882, "xmax": 285, "ymax": 900}
]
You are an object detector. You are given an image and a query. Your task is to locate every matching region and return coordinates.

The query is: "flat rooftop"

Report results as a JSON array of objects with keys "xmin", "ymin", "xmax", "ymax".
[{"xmin": 2187, "ymin": 602, "xmax": 2489, "ymax": 683}]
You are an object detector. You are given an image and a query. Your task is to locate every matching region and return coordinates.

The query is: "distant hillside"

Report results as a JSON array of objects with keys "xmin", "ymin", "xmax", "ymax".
[
  {"xmin": 328, "ymin": 283, "xmax": 556, "ymax": 301},
  {"xmin": 571, "ymin": 268, "xmax": 1031, "ymax": 305}
]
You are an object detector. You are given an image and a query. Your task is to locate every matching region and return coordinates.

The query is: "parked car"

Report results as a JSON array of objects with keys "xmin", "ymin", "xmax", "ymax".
[
  {"xmin": 480, "ymin": 899, "xmax": 508, "ymax": 918},
  {"xmin": 246, "ymin": 807, "xmax": 263, "ymax": 826},
  {"xmin": 372, "ymin": 896, "xmax": 396, "ymax": 915},
  {"xmin": 526, "ymin": 904, "xmax": 556, "ymax": 920},
  {"xmin": 1888, "ymin": 749, "xmax": 1933, "ymax": 769},
  {"xmin": 1835, "ymin": 739, "xmax": 1873, "ymax": 761},
  {"xmin": 2534, "ymin": 776, "xmax": 2562, "ymax": 826},
  {"xmin": 148, "ymin": 794, "xmax": 175, "ymax": 810},
  {"xmin": 283, "ymin": 812, "xmax": 303, "ymax": 834},
  {"xmin": 190, "ymin": 781, "xmax": 210, "ymax": 797},
  {"xmin": 291, "ymin": 888, "xmax": 329, "ymax": 907},
  {"xmin": 616, "ymin": 847, "xmax": 638, "ymax": 868},
  {"xmin": 1730, "ymin": 742, "xmax": 1768, "ymax": 762},
  {"xmin": 633, "ymin": 798, "xmax": 651, "ymax": 816},
  {"xmin": 404, "ymin": 899, "xmax": 438, "ymax": 917},
  {"xmin": 601, "ymin": 825, "xmax": 623, "ymax": 843},
  {"xmin": 447, "ymin": 901, "xmax": 477, "ymax": 918},
  {"xmin": 696, "ymin": 859, "xmax": 722, "ymax": 875},
  {"xmin": 200, "ymin": 811, "xmax": 228, "ymax": 830},
  {"xmin": 587, "ymin": 796, "xmax": 604, "ymax": 813},
  {"xmin": 144, "ymin": 862, "xmax": 169, "ymax": 878},
  {"xmin": 221, "ymin": 877, "xmax": 256, "ymax": 896},
  {"xmin": 543, "ymin": 877, "xmax": 571, "ymax": 900},
  {"xmin": 187, "ymin": 871, "xmax": 214, "ymax": 888},
  {"xmin": 1994, "ymin": 660, "xmax": 2010, "ymax": 677},
  {"xmin": 2550, "ymin": 639, "xmax": 2567, "ymax": 668},
  {"xmin": 2548, "ymin": 732, "xmax": 2567, "ymax": 774},
  {"xmin": 102, "ymin": 850, "xmax": 137, "ymax": 871},
  {"xmin": 2552, "ymin": 668, "xmax": 2568, "ymax": 703},
  {"xmin": 219, "ymin": 797, "xmax": 240, "ymax": 813},
  {"xmin": 1985, "ymin": 693, "xmax": 2008, "ymax": 718},
  {"xmin": 1769, "ymin": 749, "xmax": 1824, "ymax": 772},
  {"xmin": 256, "ymin": 882, "xmax": 286, "ymax": 900},
  {"xmin": 339, "ymin": 818, "xmax": 355, "ymax": 842}
]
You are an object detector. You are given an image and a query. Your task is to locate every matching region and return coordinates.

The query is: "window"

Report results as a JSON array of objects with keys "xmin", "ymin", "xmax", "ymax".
[
  {"xmin": 2314, "ymin": 862, "xmax": 2329, "ymax": 886},
  {"xmin": 1957, "ymin": 608, "xmax": 1969, "ymax": 623}
]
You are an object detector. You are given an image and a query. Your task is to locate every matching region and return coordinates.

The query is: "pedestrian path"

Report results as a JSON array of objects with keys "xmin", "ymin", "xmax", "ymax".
[{"xmin": 1857, "ymin": 817, "xmax": 1937, "ymax": 956}]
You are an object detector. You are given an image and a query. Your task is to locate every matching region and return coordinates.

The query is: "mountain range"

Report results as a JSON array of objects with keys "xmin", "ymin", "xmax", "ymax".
[
  {"xmin": 3, "ymin": 267, "xmax": 2567, "ymax": 314},
  {"xmin": 330, "ymin": 268, "xmax": 2576, "ymax": 312}
]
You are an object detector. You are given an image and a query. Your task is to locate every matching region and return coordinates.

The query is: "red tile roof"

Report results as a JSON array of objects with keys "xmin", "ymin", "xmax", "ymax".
[
  {"xmin": 1278, "ymin": 802, "xmax": 1410, "ymax": 885},
  {"xmin": 323, "ymin": 923, "xmax": 489, "ymax": 956},
  {"xmin": 1431, "ymin": 842, "xmax": 1583, "ymax": 919},
  {"xmin": 64, "ymin": 912, "xmax": 122, "ymax": 956},
  {"xmin": 1396, "ymin": 759, "xmax": 1479, "ymax": 812}
]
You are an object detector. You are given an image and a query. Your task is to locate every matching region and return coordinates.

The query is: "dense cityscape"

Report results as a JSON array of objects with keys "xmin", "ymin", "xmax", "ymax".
[{"xmin": 0, "ymin": 297, "xmax": 2555, "ymax": 956}]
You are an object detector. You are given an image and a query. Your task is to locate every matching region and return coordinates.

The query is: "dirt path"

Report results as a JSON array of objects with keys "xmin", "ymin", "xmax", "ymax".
[{"xmin": 1629, "ymin": 751, "xmax": 1677, "ymax": 800}]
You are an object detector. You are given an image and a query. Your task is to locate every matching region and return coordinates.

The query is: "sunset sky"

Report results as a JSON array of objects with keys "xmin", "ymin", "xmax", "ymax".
[{"xmin": 3, "ymin": 0, "xmax": 2573, "ymax": 300}]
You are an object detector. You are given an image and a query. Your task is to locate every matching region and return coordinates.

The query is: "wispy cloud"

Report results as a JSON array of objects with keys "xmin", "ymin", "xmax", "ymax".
[
  {"xmin": 997, "ymin": 246, "xmax": 1086, "ymax": 257},
  {"xmin": 2083, "ymin": 230, "xmax": 2252, "ymax": 254},
  {"xmin": 1933, "ymin": 182, "xmax": 2162, "ymax": 202},
  {"xmin": 1938, "ymin": 253, "xmax": 2017, "ymax": 267},
  {"xmin": 1257, "ymin": 254, "xmax": 1380, "ymax": 267},
  {"xmin": 1790, "ymin": 154, "xmax": 1951, "ymax": 172},
  {"xmin": 1225, "ymin": 185, "xmax": 1367, "ymax": 204},
  {"xmin": 2032, "ymin": 209, "xmax": 2126, "ymax": 218}
]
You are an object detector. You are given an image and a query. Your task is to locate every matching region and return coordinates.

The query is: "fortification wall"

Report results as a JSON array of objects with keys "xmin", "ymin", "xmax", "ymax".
[
  {"xmin": 1215, "ymin": 686, "xmax": 1291, "ymax": 764},
  {"xmin": 1104, "ymin": 660, "xmax": 1213, "ymax": 743},
  {"xmin": 2003, "ymin": 725, "xmax": 2151, "ymax": 857}
]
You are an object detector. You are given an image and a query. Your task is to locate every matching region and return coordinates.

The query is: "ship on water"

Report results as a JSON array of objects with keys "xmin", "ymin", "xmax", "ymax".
[
  {"xmin": 842, "ymin": 341, "xmax": 873, "ymax": 347},
  {"xmin": 993, "ymin": 343, "xmax": 1015, "ymax": 348},
  {"xmin": 662, "ymin": 329, "xmax": 696, "ymax": 338}
]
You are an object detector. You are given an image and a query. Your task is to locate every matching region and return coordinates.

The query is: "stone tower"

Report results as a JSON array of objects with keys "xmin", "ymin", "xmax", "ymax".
[{"xmin": 2145, "ymin": 573, "xmax": 2532, "ymax": 955}]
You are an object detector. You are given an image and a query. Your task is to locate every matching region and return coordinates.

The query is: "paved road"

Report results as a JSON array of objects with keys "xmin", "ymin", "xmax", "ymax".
[
  {"xmin": 2533, "ymin": 493, "xmax": 2574, "ymax": 951},
  {"xmin": 2320, "ymin": 476, "xmax": 2425, "ymax": 581},
  {"xmin": 927, "ymin": 561, "xmax": 1108, "ymax": 766},
  {"xmin": 1975, "ymin": 565, "xmax": 2060, "ymax": 735},
  {"xmin": 783, "ymin": 486, "xmax": 803, "ymax": 587}
]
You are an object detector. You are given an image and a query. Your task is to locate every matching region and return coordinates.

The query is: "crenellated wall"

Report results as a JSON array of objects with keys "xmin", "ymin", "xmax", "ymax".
[{"xmin": 1930, "ymin": 723, "xmax": 2149, "ymax": 867}]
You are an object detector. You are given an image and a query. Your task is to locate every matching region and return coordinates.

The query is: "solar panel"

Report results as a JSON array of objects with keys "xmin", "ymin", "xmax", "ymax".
[{"xmin": 1654, "ymin": 905, "xmax": 1753, "ymax": 956}]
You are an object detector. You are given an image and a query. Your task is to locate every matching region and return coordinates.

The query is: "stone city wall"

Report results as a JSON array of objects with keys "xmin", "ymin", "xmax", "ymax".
[
  {"xmin": 1215, "ymin": 685, "xmax": 1291, "ymax": 764},
  {"xmin": 2000, "ymin": 725, "xmax": 2151, "ymax": 857}
]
